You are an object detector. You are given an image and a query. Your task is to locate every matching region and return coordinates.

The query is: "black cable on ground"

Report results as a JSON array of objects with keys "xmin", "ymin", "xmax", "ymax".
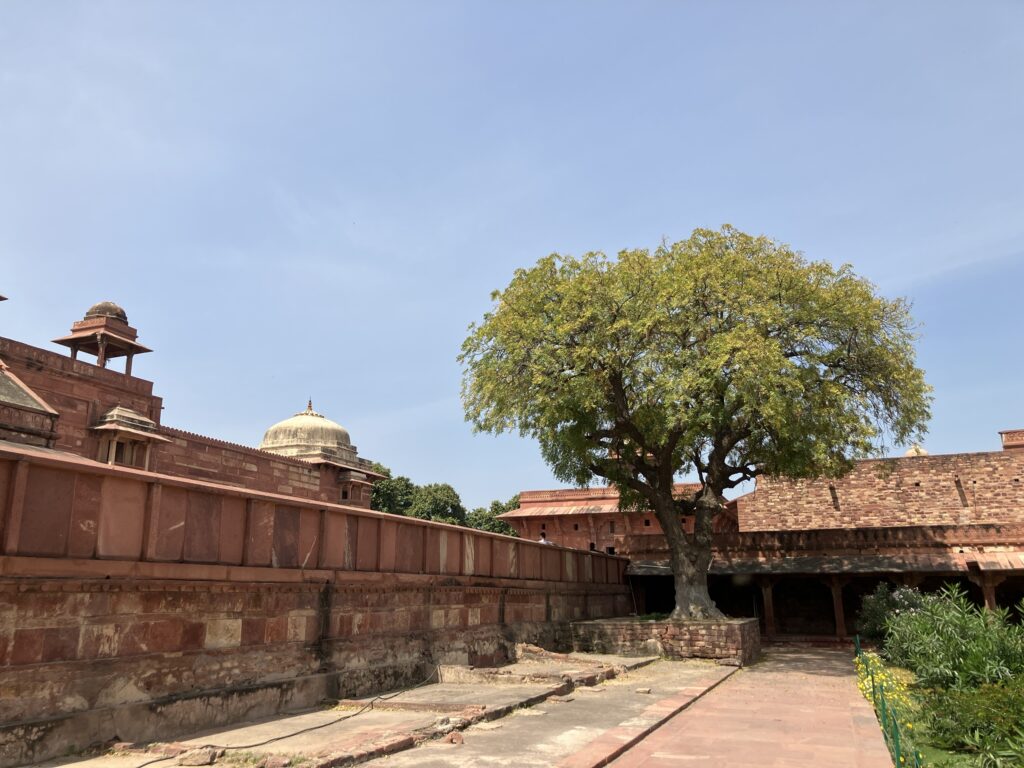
[{"xmin": 126, "ymin": 666, "xmax": 442, "ymax": 768}]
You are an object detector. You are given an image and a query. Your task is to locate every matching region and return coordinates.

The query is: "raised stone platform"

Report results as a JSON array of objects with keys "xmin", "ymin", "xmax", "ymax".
[{"xmin": 570, "ymin": 617, "xmax": 761, "ymax": 667}]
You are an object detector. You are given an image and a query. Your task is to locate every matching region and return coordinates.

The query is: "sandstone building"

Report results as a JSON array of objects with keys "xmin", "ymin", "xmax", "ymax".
[{"xmin": 502, "ymin": 437, "xmax": 1024, "ymax": 637}]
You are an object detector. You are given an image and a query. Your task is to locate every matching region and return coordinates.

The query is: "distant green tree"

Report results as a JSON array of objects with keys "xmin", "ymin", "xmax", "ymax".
[
  {"xmin": 467, "ymin": 494, "xmax": 520, "ymax": 536},
  {"xmin": 408, "ymin": 483, "xmax": 467, "ymax": 526},
  {"xmin": 369, "ymin": 463, "xmax": 416, "ymax": 516}
]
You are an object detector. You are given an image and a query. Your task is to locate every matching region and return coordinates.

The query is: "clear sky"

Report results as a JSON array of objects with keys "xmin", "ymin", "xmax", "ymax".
[{"xmin": 2, "ymin": 2, "xmax": 1022, "ymax": 509}]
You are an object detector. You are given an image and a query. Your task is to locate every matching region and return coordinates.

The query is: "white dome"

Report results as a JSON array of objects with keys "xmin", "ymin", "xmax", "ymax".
[{"xmin": 259, "ymin": 401, "xmax": 351, "ymax": 458}]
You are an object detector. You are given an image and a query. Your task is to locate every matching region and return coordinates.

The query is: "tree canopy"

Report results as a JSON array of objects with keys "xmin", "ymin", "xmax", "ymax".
[
  {"xmin": 370, "ymin": 463, "xmax": 516, "ymax": 533},
  {"xmin": 407, "ymin": 482, "xmax": 467, "ymax": 526},
  {"xmin": 459, "ymin": 225, "xmax": 932, "ymax": 617},
  {"xmin": 466, "ymin": 495, "xmax": 520, "ymax": 536},
  {"xmin": 369, "ymin": 463, "xmax": 417, "ymax": 517}
]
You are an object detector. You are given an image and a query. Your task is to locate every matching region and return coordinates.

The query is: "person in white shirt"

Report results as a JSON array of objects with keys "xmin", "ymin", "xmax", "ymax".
[{"xmin": 538, "ymin": 532, "xmax": 554, "ymax": 545}]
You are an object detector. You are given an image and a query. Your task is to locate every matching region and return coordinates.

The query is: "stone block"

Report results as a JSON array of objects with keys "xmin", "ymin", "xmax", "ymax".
[{"xmin": 205, "ymin": 619, "xmax": 241, "ymax": 649}]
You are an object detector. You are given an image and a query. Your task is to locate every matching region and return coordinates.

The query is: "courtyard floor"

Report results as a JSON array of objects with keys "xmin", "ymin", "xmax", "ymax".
[
  {"xmin": 39, "ymin": 646, "xmax": 889, "ymax": 768},
  {"xmin": 608, "ymin": 646, "xmax": 891, "ymax": 768}
]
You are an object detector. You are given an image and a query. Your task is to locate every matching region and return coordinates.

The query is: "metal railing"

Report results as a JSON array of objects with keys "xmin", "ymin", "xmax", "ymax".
[{"xmin": 854, "ymin": 635, "xmax": 924, "ymax": 768}]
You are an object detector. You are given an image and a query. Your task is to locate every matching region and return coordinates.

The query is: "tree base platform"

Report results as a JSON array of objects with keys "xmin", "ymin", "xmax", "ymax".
[{"xmin": 570, "ymin": 617, "xmax": 761, "ymax": 667}]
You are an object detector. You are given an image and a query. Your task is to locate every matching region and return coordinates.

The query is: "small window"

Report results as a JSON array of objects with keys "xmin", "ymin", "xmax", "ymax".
[
  {"xmin": 605, "ymin": 546, "xmax": 616, "ymax": 555},
  {"xmin": 341, "ymin": 489, "xmax": 349, "ymax": 500},
  {"xmin": 573, "ymin": 523, "xmax": 579, "ymax": 531},
  {"xmin": 644, "ymin": 519, "xmax": 651, "ymax": 527},
  {"xmin": 589, "ymin": 543, "xmax": 596, "ymax": 551},
  {"xmin": 541, "ymin": 522, "xmax": 546, "ymax": 531}
]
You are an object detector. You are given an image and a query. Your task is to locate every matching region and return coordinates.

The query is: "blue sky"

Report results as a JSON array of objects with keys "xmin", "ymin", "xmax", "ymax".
[{"xmin": 1, "ymin": 2, "xmax": 1022, "ymax": 509}]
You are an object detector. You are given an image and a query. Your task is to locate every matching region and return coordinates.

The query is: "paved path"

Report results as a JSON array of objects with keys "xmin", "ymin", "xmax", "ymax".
[
  {"xmin": 360, "ymin": 660, "xmax": 732, "ymax": 768},
  {"xmin": 610, "ymin": 646, "xmax": 891, "ymax": 768}
]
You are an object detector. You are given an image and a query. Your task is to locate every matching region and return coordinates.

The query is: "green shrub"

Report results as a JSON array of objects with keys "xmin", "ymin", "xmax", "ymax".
[
  {"xmin": 857, "ymin": 582, "xmax": 924, "ymax": 639},
  {"xmin": 884, "ymin": 585, "xmax": 1024, "ymax": 690},
  {"xmin": 921, "ymin": 678, "xmax": 1024, "ymax": 765}
]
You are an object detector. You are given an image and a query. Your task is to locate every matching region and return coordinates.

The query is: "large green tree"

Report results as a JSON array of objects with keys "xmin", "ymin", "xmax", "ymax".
[
  {"xmin": 460, "ymin": 226, "xmax": 931, "ymax": 618},
  {"xmin": 408, "ymin": 483, "xmax": 468, "ymax": 526},
  {"xmin": 369, "ymin": 463, "xmax": 417, "ymax": 517}
]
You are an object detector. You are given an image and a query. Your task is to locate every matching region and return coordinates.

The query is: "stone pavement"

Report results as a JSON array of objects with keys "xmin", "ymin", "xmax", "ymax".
[
  {"xmin": 37, "ymin": 652, "xmax": 672, "ymax": 768},
  {"xmin": 359, "ymin": 660, "xmax": 733, "ymax": 767},
  {"xmin": 37, "ymin": 647, "xmax": 888, "ymax": 768},
  {"xmin": 608, "ymin": 646, "xmax": 891, "ymax": 768}
]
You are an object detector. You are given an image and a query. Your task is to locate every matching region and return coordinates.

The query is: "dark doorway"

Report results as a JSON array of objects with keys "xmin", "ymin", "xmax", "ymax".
[
  {"xmin": 917, "ymin": 574, "xmax": 985, "ymax": 606},
  {"xmin": 628, "ymin": 575, "xmax": 675, "ymax": 615},
  {"xmin": 709, "ymin": 574, "xmax": 762, "ymax": 627},
  {"xmin": 843, "ymin": 576, "xmax": 898, "ymax": 636},
  {"xmin": 996, "ymin": 576, "xmax": 1024, "ymax": 622},
  {"xmin": 774, "ymin": 577, "xmax": 835, "ymax": 636}
]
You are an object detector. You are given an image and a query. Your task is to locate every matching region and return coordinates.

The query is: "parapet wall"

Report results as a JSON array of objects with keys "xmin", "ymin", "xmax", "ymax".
[
  {"xmin": 0, "ymin": 443, "xmax": 630, "ymax": 766},
  {"xmin": 0, "ymin": 444, "xmax": 625, "ymax": 583}
]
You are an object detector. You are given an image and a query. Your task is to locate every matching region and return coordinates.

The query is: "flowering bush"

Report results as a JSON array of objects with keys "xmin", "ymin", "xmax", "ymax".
[
  {"xmin": 884, "ymin": 585, "xmax": 1024, "ymax": 690},
  {"xmin": 858, "ymin": 583, "xmax": 925, "ymax": 639}
]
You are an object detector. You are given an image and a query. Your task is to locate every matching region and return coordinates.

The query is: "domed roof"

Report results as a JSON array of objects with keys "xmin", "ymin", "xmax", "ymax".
[
  {"xmin": 259, "ymin": 401, "xmax": 351, "ymax": 458},
  {"xmin": 904, "ymin": 444, "xmax": 928, "ymax": 457},
  {"xmin": 85, "ymin": 301, "xmax": 128, "ymax": 323}
]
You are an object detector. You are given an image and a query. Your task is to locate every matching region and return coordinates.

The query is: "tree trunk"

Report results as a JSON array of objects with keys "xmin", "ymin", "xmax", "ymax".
[{"xmin": 655, "ymin": 488, "xmax": 724, "ymax": 620}]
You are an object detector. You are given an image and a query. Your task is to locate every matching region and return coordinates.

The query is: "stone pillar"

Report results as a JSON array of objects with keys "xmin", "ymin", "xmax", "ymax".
[
  {"xmin": 829, "ymin": 578, "xmax": 847, "ymax": 638},
  {"xmin": 759, "ymin": 577, "xmax": 776, "ymax": 638},
  {"xmin": 983, "ymin": 581, "xmax": 998, "ymax": 611},
  {"xmin": 968, "ymin": 572, "xmax": 1006, "ymax": 611},
  {"xmin": 125, "ymin": 353, "xmax": 134, "ymax": 377},
  {"xmin": 981, "ymin": 575, "xmax": 1005, "ymax": 611}
]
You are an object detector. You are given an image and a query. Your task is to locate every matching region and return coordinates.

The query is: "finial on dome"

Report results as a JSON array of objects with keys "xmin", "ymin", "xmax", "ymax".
[{"xmin": 306, "ymin": 399, "xmax": 313, "ymax": 413}]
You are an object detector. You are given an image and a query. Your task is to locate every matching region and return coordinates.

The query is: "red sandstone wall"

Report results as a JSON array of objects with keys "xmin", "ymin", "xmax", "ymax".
[
  {"xmin": 0, "ymin": 444, "xmax": 626, "ymax": 584},
  {"xmin": 154, "ymin": 427, "xmax": 367, "ymax": 505},
  {"xmin": 0, "ymin": 337, "xmax": 371, "ymax": 507},
  {"xmin": 0, "ymin": 574, "xmax": 629, "ymax": 765},
  {"xmin": 0, "ymin": 337, "xmax": 161, "ymax": 459},
  {"xmin": 0, "ymin": 442, "xmax": 630, "ymax": 765},
  {"xmin": 738, "ymin": 451, "xmax": 1024, "ymax": 531}
]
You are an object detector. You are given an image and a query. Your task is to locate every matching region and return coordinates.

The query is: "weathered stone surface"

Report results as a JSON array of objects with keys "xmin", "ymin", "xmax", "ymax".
[
  {"xmin": 571, "ymin": 617, "xmax": 760, "ymax": 666},
  {"xmin": 177, "ymin": 747, "xmax": 222, "ymax": 765}
]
